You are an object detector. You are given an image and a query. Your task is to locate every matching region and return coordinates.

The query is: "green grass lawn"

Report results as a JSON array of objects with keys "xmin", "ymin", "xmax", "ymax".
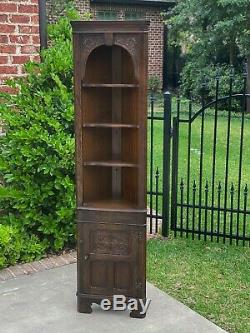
[
  {"xmin": 147, "ymin": 236, "xmax": 250, "ymax": 333},
  {"xmin": 147, "ymin": 97, "xmax": 250, "ymax": 242},
  {"xmin": 146, "ymin": 97, "xmax": 250, "ymax": 333}
]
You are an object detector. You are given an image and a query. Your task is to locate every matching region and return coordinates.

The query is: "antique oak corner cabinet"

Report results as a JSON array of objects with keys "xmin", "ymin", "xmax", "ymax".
[{"xmin": 71, "ymin": 21, "xmax": 149, "ymax": 318}]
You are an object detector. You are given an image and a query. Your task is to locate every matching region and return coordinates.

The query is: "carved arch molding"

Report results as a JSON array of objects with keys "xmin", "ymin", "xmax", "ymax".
[{"xmin": 82, "ymin": 34, "xmax": 140, "ymax": 78}]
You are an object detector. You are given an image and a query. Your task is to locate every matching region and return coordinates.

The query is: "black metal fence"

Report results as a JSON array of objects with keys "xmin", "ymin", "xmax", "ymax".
[
  {"xmin": 147, "ymin": 94, "xmax": 163, "ymax": 234},
  {"xmin": 147, "ymin": 92, "xmax": 171, "ymax": 236},
  {"xmin": 147, "ymin": 68, "xmax": 250, "ymax": 246}
]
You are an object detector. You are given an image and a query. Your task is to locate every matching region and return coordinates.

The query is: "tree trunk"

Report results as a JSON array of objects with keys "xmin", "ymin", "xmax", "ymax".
[
  {"xmin": 229, "ymin": 43, "xmax": 234, "ymax": 65},
  {"xmin": 229, "ymin": 38, "xmax": 236, "ymax": 66}
]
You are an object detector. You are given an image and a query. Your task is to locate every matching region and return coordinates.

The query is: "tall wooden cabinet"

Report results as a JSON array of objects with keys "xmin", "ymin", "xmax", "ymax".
[{"xmin": 71, "ymin": 21, "xmax": 149, "ymax": 318}]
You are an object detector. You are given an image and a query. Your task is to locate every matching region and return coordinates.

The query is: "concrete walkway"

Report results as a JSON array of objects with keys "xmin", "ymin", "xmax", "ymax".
[{"xmin": 0, "ymin": 263, "xmax": 227, "ymax": 333}]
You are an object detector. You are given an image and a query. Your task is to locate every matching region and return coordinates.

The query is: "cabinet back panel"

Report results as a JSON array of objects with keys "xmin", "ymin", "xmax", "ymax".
[
  {"xmin": 83, "ymin": 167, "xmax": 138, "ymax": 206},
  {"xmin": 83, "ymin": 167, "xmax": 112, "ymax": 202},
  {"xmin": 122, "ymin": 168, "xmax": 138, "ymax": 205},
  {"xmin": 121, "ymin": 89, "xmax": 138, "ymax": 124},
  {"xmin": 121, "ymin": 128, "xmax": 138, "ymax": 164},
  {"xmin": 82, "ymin": 88, "xmax": 112, "ymax": 123},
  {"xmin": 85, "ymin": 45, "xmax": 136, "ymax": 84},
  {"xmin": 83, "ymin": 128, "xmax": 112, "ymax": 161}
]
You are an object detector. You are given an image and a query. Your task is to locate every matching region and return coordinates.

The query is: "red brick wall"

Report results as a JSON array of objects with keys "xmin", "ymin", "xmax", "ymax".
[
  {"xmin": 146, "ymin": 9, "xmax": 164, "ymax": 81},
  {"xmin": 47, "ymin": 0, "xmax": 165, "ymax": 83},
  {"xmin": 0, "ymin": 0, "xmax": 40, "ymax": 93}
]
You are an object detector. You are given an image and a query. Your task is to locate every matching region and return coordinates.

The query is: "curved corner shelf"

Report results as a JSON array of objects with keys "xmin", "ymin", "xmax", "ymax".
[
  {"xmin": 83, "ymin": 123, "xmax": 139, "ymax": 129},
  {"xmin": 82, "ymin": 83, "xmax": 139, "ymax": 88},
  {"xmin": 83, "ymin": 160, "xmax": 138, "ymax": 168},
  {"xmin": 82, "ymin": 199, "xmax": 138, "ymax": 210}
]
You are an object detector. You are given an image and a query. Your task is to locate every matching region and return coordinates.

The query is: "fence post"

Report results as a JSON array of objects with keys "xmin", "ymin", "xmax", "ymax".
[{"xmin": 162, "ymin": 91, "xmax": 172, "ymax": 237}]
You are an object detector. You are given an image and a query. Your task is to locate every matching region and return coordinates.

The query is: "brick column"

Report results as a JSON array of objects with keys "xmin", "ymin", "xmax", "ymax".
[
  {"xmin": 0, "ymin": 0, "xmax": 40, "ymax": 93},
  {"xmin": 146, "ymin": 9, "xmax": 164, "ymax": 82}
]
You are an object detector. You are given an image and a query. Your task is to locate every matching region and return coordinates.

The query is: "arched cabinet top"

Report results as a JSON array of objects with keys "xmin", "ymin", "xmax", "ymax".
[
  {"xmin": 81, "ymin": 34, "xmax": 141, "ymax": 80},
  {"xmin": 84, "ymin": 43, "xmax": 138, "ymax": 84},
  {"xmin": 71, "ymin": 20, "xmax": 150, "ymax": 81}
]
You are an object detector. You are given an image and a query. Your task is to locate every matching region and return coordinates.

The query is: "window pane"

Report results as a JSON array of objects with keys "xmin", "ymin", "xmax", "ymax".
[
  {"xmin": 97, "ymin": 11, "xmax": 117, "ymax": 20},
  {"xmin": 125, "ymin": 12, "xmax": 143, "ymax": 20}
]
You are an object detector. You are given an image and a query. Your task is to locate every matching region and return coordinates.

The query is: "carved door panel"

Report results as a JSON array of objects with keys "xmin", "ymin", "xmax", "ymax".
[{"xmin": 78, "ymin": 223, "xmax": 143, "ymax": 297}]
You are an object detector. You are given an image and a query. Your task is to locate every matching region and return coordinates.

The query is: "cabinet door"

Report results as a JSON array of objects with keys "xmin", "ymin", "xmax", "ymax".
[{"xmin": 78, "ymin": 223, "xmax": 145, "ymax": 298}]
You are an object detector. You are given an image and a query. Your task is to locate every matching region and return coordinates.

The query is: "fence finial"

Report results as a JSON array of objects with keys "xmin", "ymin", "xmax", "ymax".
[
  {"xmin": 230, "ymin": 65, "xmax": 234, "ymax": 79},
  {"xmin": 202, "ymin": 73, "xmax": 208, "ymax": 89},
  {"xmin": 177, "ymin": 90, "xmax": 180, "ymax": 101},
  {"xmin": 244, "ymin": 184, "xmax": 248, "ymax": 195},
  {"xmin": 150, "ymin": 91, "xmax": 155, "ymax": 102},
  {"xmin": 216, "ymin": 66, "xmax": 220, "ymax": 81}
]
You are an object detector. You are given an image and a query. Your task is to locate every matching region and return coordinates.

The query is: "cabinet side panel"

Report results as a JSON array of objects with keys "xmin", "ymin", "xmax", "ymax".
[
  {"xmin": 138, "ymin": 32, "xmax": 148, "ymax": 210},
  {"xmin": 73, "ymin": 33, "xmax": 83, "ymax": 206}
]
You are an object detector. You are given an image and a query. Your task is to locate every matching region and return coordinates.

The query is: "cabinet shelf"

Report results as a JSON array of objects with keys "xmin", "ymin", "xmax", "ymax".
[
  {"xmin": 82, "ymin": 199, "xmax": 137, "ymax": 210},
  {"xmin": 83, "ymin": 160, "xmax": 138, "ymax": 168},
  {"xmin": 82, "ymin": 83, "xmax": 139, "ymax": 88},
  {"xmin": 83, "ymin": 123, "xmax": 139, "ymax": 129}
]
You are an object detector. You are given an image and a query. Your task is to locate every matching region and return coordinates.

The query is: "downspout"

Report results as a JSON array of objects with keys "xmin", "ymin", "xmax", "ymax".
[
  {"xmin": 38, "ymin": 0, "xmax": 48, "ymax": 50},
  {"xmin": 163, "ymin": 24, "xmax": 168, "ymax": 91},
  {"xmin": 247, "ymin": 57, "xmax": 250, "ymax": 113}
]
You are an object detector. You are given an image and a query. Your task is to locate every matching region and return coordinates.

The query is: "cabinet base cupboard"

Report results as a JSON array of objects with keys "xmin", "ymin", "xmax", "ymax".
[{"xmin": 71, "ymin": 21, "xmax": 149, "ymax": 318}]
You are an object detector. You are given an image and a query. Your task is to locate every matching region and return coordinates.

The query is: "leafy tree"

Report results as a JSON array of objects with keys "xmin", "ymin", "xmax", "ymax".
[{"xmin": 166, "ymin": 0, "xmax": 250, "ymax": 98}]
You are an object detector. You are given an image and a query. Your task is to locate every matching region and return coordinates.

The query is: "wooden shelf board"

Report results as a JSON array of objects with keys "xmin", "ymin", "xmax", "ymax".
[
  {"xmin": 83, "ymin": 161, "xmax": 138, "ymax": 168},
  {"xmin": 83, "ymin": 123, "xmax": 139, "ymax": 129},
  {"xmin": 82, "ymin": 199, "xmax": 137, "ymax": 210},
  {"xmin": 82, "ymin": 83, "xmax": 139, "ymax": 88}
]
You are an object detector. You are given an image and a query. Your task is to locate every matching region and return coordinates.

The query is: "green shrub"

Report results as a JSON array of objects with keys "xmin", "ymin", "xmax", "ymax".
[
  {"xmin": 0, "ymin": 224, "xmax": 45, "ymax": 269},
  {"xmin": 148, "ymin": 75, "xmax": 162, "ymax": 94},
  {"xmin": 0, "ymin": 9, "xmax": 81, "ymax": 266}
]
